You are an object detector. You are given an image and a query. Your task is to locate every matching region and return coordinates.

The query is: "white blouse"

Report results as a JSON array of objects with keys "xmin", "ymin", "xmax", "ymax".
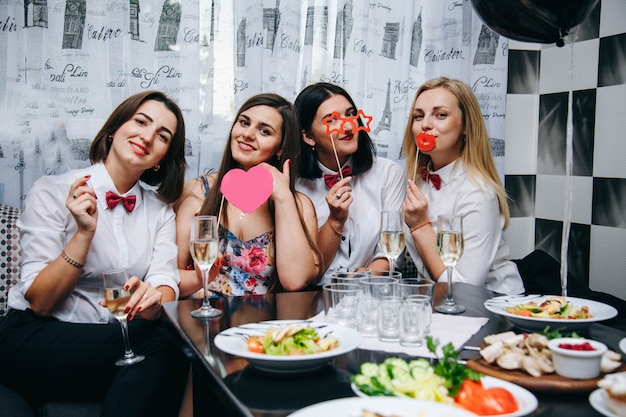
[
  {"xmin": 9, "ymin": 162, "xmax": 180, "ymax": 323},
  {"xmin": 296, "ymin": 156, "xmax": 406, "ymax": 285},
  {"xmin": 404, "ymin": 160, "xmax": 524, "ymax": 295}
]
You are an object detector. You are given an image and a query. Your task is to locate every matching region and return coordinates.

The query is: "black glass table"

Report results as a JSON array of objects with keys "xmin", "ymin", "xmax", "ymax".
[{"xmin": 162, "ymin": 283, "xmax": 625, "ymax": 417}]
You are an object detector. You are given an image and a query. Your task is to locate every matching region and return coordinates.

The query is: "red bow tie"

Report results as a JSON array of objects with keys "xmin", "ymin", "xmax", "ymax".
[
  {"xmin": 421, "ymin": 167, "xmax": 441, "ymax": 190},
  {"xmin": 106, "ymin": 191, "xmax": 136, "ymax": 212},
  {"xmin": 324, "ymin": 167, "xmax": 352, "ymax": 188}
]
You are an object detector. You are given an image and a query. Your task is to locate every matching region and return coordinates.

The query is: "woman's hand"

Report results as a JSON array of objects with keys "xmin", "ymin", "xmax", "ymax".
[
  {"xmin": 403, "ymin": 179, "xmax": 430, "ymax": 230},
  {"xmin": 325, "ymin": 176, "xmax": 352, "ymax": 226},
  {"xmin": 262, "ymin": 160, "xmax": 292, "ymax": 202},
  {"xmin": 66, "ymin": 175, "xmax": 98, "ymax": 234},
  {"xmin": 122, "ymin": 276, "xmax": 163, "ymax": 321}
]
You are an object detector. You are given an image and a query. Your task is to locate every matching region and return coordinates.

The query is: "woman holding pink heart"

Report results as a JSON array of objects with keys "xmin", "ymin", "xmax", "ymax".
[
  {"xmin": 400, "ymin": 77, "xmax": 524, "ymax": 295},
  {"xmin": 175, "ymin": 93, "xmax": 322, "ymax": 297},
  {"xmin": 294, "ymin": 82, "xmax": 406, "ymax": 284}
]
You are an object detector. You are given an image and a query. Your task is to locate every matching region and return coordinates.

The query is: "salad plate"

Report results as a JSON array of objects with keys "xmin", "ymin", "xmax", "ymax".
[
  {"xmin": 287, "ymin": 397, "xmax": 477, "ymax": 417},
  {"xmin": 214, "ymin": 320, "xmax": 361, "ymax": 374},
  {"xmin": 619, "ymin": 337, "xmax": 626, "ymax": 355},
  {"xmin": 351, "ymin": 375, "xmax": 537, "ymax": 417},
  {"xmin": 484, "ymin": 295, "xmax": 617, "ymax": 332}
]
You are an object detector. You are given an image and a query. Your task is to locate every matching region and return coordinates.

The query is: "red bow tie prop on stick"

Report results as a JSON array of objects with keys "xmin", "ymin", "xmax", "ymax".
[
  {"xmin": 106, "ymin": 191, "xmax": 137, "ymax": 212},
  {"xmin": 324, "ymin": 167, "xmax": 353, "ymax": 189},
  {"xmin": 421, "ymin": 167, "xmax": 441, "ymax": 190},
  {"xmin": 322, "ymin": 110, "xmax": 373, "ymax": 185}
]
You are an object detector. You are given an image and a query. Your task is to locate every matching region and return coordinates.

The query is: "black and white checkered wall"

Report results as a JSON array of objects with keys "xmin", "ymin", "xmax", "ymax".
[{"xmin": 504, "ymin": 0, "xmax": 626, "ymax": 300}]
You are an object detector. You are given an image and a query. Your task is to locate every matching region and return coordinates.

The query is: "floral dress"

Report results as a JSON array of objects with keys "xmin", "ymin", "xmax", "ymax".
[{"xmin": 207, "ymin": 225, "xmax": 276, "ymax": 296}]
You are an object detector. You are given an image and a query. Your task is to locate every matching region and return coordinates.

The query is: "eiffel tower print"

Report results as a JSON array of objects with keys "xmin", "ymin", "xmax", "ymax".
[{"xmin": 374, "ymin": 79, "xmax": 392, "ymax": 135}]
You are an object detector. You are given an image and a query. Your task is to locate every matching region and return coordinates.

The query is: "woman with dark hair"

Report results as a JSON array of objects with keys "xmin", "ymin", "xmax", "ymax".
[
  {"xmin": 175, "ymin": 93, "xmax": 322, "ymax": 297},
  {"xmin": 401, "ymin": 77, "xmax": 524, "ymax": 294},
  {"xmin": 0, "ymin": 90, "xmax": 189, "ymax": 416},
  {"xmin": 294, "ymin": 82, "xmax": 405, "ymax": 284}
]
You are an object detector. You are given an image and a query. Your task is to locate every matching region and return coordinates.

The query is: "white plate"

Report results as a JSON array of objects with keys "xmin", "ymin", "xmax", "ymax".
[
  {"xmin": 589, "ymin": 388, "xmax": 621, "ymax": 417},
  {"xmin": 351, "ymin": 375, "xmax": 537, "ymax": 417},
  {"xmin": 287, "ymin": 397, "xmax": 478, "ymax": 417},
  {"xmin": 619, "ymin": 337, "xmax": 626, "ymax": 355},
  {"xmin": 214, "ymin": 320, "xmax": 361, "ymax": 374},
  {"xmin": 484, "ymin": 295, "xmax": 618, "ymax": 332}
]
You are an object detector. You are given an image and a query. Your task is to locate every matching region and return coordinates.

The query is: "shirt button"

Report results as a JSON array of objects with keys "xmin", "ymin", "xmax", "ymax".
[{"xmin": 341, "ymin": 236, "xmax": 346, "ymax": 241}]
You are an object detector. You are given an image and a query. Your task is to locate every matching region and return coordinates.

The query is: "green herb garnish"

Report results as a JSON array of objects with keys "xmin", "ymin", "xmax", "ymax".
[
  {"xmin": 426, "ymin": 336, "xmax": 481, "ymax": 397},
  {"xmin": 540, "ymin": 326, "xmax": 581, "ymax": 340}
]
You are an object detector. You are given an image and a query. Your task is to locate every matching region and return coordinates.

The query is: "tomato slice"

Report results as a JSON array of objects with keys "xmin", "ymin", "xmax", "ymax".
[
  {"xmin": 454, "ymin": 379, "xmax": 518, "ymax": 415},
  {"xmin": 416, "ymin": 131, "xmax": 436, "ymax": 151},
  {"xmin": 247, "ymin": 337, "xmax": 264, "ymax": 353}
]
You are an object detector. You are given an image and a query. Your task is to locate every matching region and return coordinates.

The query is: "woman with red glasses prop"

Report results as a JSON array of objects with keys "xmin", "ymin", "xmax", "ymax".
[{"xmin": 294, "ymin": 82, "xmax": 405, "ymax": 285}]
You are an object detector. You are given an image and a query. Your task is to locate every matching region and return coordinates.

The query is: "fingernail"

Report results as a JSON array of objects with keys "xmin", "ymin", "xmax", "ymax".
[
  {"xmin": 137, "ymin": 306, "xmax": 143, "ymax": 312},
  {"xmin": 124, "ymin": 285, "xmax": 129, "ymax": 291},
  {"xmin": 124, "ymin": 306, "xmax": 130, "ymax": 313},
  {"xmin": 84, "ymin": 175, "xmax": 91, "ymax": 179}
]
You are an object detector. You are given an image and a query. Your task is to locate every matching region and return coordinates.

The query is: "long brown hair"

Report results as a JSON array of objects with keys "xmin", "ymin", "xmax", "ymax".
[
  {"xmin": 401, "ymin": 77, "xmax": 511, "ymax": 227},
  {"xmin": 89, "ymin": 90, "xmax": 187, "ymax": 203},
  {"xmin": 199, "ymin": 93, "xmax": 322, "ymax": 291}
]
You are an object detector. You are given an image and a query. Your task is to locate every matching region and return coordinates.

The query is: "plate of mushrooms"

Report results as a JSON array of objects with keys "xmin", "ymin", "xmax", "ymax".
[{"xmin": 466, "ymin": 331, "xmax": 625, "ymax": 393}]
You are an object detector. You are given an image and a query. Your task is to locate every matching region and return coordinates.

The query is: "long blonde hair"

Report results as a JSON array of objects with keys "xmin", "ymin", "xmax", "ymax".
[{"xmin": 400, "ymin": 77, "xmax": 511, "ymax": 227}]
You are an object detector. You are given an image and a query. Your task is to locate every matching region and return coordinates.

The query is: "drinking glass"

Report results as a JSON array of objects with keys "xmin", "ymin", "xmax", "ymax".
[
  {"xmin": 102, "ymin": 268, "xmax": 145, "ymax": 366},
  {"xmin": 190, "ymin": 215, "xmax": 222, "ymax": 318},
  {"xmin": 434, "ymin": 214, "xmax": 465, "ymax": 314},
  {"xmin": 379, "ymin": 210, "xmax": 406, "ymax": 274}
]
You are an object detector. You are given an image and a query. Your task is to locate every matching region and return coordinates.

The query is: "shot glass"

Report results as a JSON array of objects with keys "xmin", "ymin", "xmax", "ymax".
[
  {"xmin": 322, "ymin": 283, "xmax": 360, "ymax": 328},
  {"xmin": 360, "ymin": 276, "xmax": 399, "ymax": 299},
  {"xmin": 399, "ymin": 296, "xmax": 428, "ymax": 347},
  {"xmin": 330, "ymin": 268, "xmax": 369, "ymax": 288},
  {"xmin": 398, "ymin": 278, "xmax": 434, "ymax": 334},
  {"xmin": 377, "ymin": 295, "xmax": 402, "ymax": 342},
  {"xmin": 357, "ymin": 296, "xmax": 380, "ymax": 337}
]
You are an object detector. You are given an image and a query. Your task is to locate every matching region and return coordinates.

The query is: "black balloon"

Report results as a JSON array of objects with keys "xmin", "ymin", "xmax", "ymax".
[
  {"xmin": 471, "ymin": 0, "xmax": 598, "ymax": 46},
  {"xmin": 526, "ymin": 0, "xmax": 599, "ymax": 32}
]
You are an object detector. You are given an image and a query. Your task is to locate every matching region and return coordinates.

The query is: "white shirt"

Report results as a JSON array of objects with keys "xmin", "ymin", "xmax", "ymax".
[
  {"xmin": 404, "ymin": 160, "xmax": 524, "ymax": 295},
  {"xmin": 9, "ymin": 162, "xmax": 180, "ymax": 323},
  {"xmin": 296, "ymin": 157, "xmax": 406, "ymax": 285}
]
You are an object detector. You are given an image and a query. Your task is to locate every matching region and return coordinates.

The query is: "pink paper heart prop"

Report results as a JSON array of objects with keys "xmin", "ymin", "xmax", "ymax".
[{"xmin": 220, "ymin": 166, "xmax": 273, "ymax": 213}]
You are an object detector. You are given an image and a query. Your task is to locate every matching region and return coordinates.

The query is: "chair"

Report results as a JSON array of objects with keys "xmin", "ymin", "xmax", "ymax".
[{"xmin": 0, "ymin": 204, "xmax": 102, "ymax": 417}]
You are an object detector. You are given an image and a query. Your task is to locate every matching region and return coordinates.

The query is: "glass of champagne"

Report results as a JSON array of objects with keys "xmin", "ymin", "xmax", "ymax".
[
  {"xmin": 379, "ymin": 210, "xmax": 406, "ymax": 274},
  {"xmin": 190, "ymin": 215, "xmax": 222, "ymax": 318},
  {"xmin": 102, "ymin": 268, "xmax": 145, "ymax": 366},
  {"xmin": 434, "ymin": 214, "xmax": 465, "ymax": 314}
]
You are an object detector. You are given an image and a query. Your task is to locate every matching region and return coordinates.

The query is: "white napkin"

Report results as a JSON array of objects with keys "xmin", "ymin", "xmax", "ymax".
[{"xmin": 309, "ymin": 311, "xmax": 488, "ymax": 358}]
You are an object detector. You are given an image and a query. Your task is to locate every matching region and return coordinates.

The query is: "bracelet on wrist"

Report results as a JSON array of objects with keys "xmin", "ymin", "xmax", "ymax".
[
  {"xmin": 327, "ymin": 221, "xmax": 344, "ymax": 236},
  {"xmin": 410, "ymin": 221, "xmax": 432, "ymax": 233},
  {"xmin": 61, "ymin": 250, "xmax": 85, "ymax": 268}
]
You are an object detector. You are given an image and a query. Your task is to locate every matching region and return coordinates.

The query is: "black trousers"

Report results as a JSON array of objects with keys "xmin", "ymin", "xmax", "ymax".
[{"xmin": 0, "ymin": 309, "xmax": 189, "ymax": 417}]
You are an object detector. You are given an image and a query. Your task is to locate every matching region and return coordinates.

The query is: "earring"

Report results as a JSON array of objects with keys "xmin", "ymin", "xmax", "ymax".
[
  {"xmin": 108, "ymin": 135, "xmax": 113, "ymax": 141},
  {"xmin": 153, "ymin": 164, "xmax": 160, "ymax": 172}
]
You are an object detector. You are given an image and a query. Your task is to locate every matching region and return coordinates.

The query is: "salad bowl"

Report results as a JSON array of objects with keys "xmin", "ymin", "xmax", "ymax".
[
  {"xmin": 484, "ymin": 295, "xmax": 618, "ymax": 332},
  {"xmin": 214, "ymin": 320, "xmax": 362, "ymax": 374}
]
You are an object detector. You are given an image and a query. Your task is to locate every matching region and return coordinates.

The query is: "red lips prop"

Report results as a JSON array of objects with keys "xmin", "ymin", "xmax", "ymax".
[{"xmin": 416, "ymin": 132, "xmax": 436, "ymax": 151}]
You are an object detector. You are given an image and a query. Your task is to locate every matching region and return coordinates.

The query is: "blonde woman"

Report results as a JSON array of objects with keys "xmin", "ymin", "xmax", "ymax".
[{"xmin": 401, "ymin": 77, "xmax": 524, "ymax": 295}]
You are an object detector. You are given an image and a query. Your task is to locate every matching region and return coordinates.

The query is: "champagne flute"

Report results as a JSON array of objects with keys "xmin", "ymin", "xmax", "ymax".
[
  {"xmin": 379, "ymin": 210, "xmax": 406, "ymax": 274},
  {"xmin": 434, "ymin": 214, "xmax": 465, "ymax": 314},
  {"xmin": 102, "ymin": 268, "xmax": 145, "ymax": 366},
  {"xmin": 190, "ymin": 215, "xmax": 222, "ymax": 318}
]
